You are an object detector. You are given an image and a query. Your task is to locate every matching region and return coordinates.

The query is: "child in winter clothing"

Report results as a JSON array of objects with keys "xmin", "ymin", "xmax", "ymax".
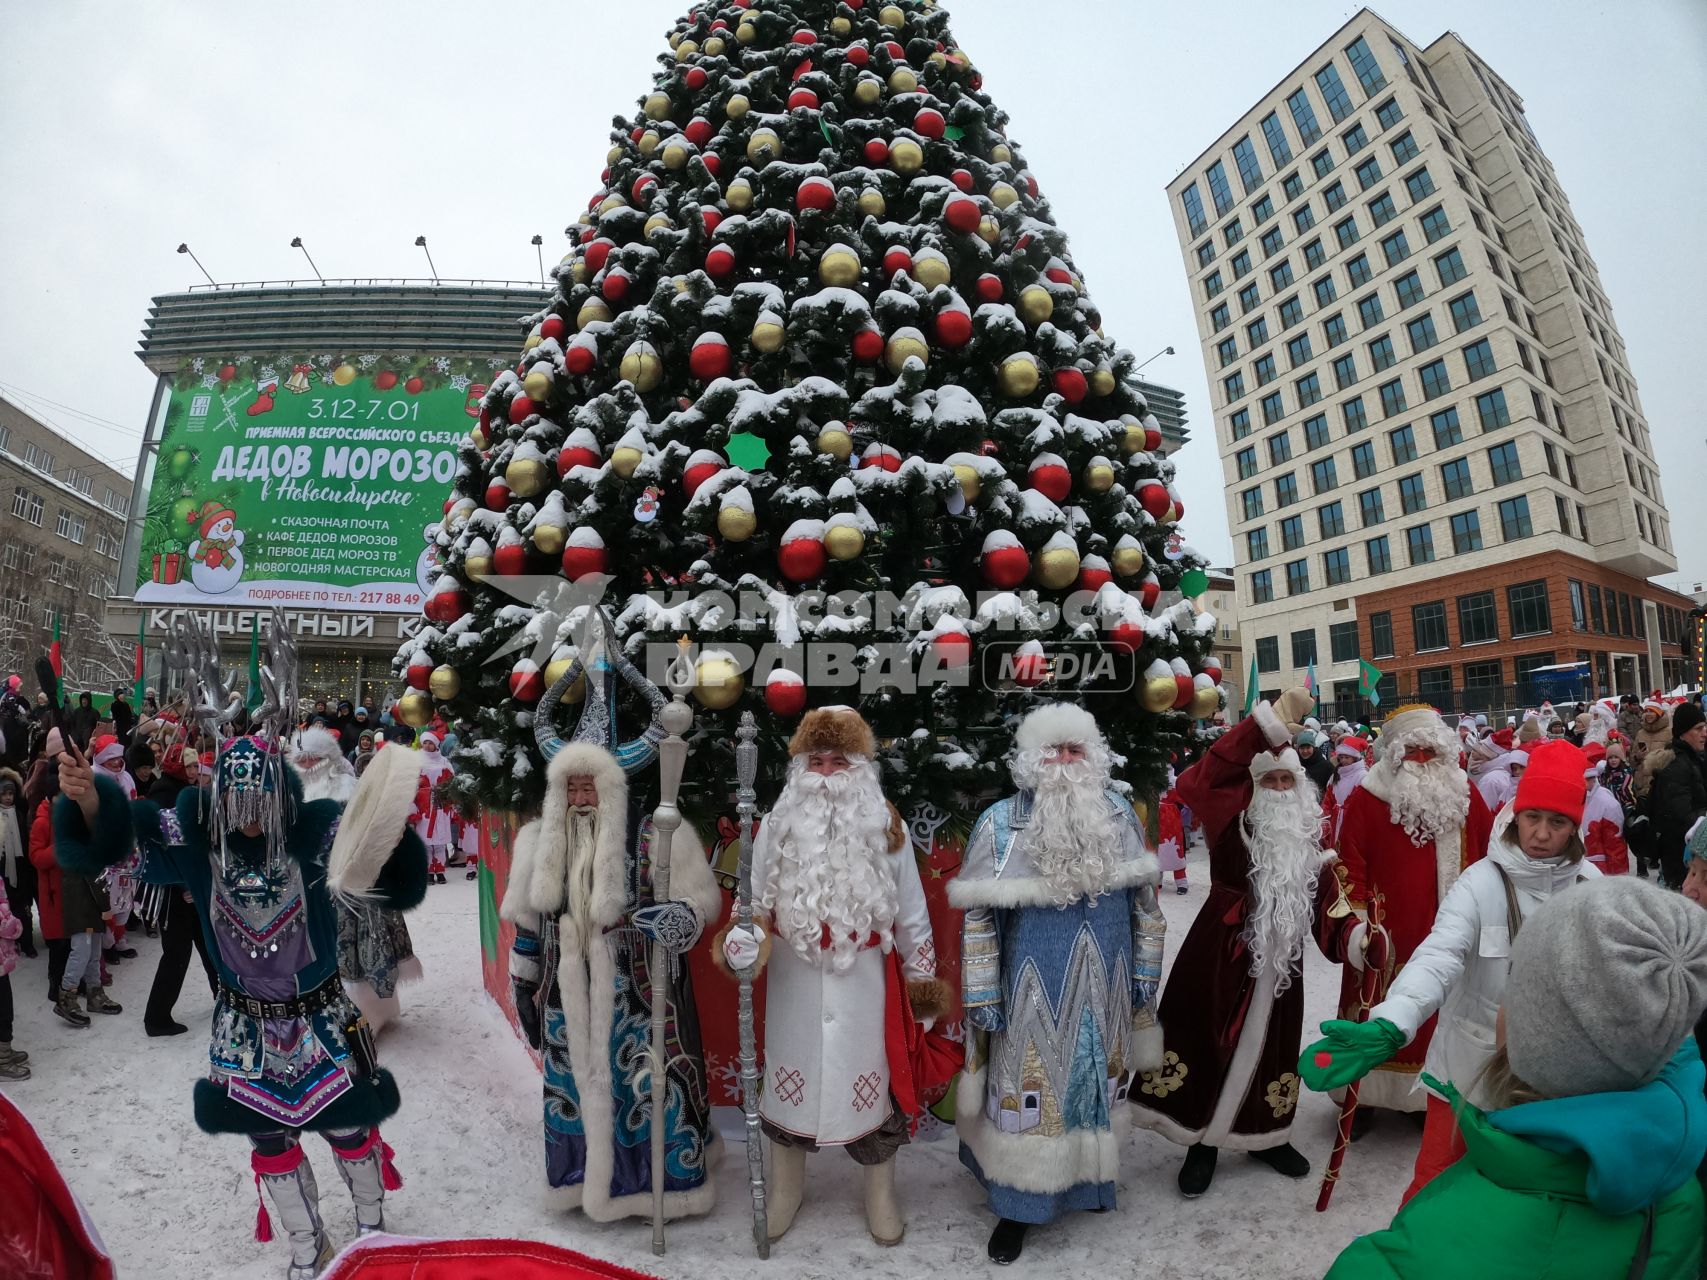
[
  {"xmin": 0, "ymin": 891, "xmax": 29, "ymax": 1078},
  {"xmin": 1323, "ymin": 876, "xmax": 1707, "ymax": 1279},
  {"xmin": 1300, "ymin": 739, "xmax": 1599, "ymax": 1202}
]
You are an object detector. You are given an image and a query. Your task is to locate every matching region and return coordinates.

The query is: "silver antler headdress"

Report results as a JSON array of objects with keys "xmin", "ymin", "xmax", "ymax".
[{"xmin": 533, "ymin": 607, "xmax": 668, "ymax": 775}]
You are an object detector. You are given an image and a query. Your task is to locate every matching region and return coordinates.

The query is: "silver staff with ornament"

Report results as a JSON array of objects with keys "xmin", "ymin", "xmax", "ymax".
[{"xmin": 733, "ymin": 710, "xmax": 769, "ymax": 1258}]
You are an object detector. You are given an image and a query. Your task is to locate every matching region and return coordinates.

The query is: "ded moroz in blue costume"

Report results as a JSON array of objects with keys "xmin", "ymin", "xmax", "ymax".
[
  {"xmin": 950, "ymin": 702, "xmax": 1167, "ymax": 1265},
  {"xmin": 53, "ymin": 613, "xmax": 427, "ymax": 1279}
]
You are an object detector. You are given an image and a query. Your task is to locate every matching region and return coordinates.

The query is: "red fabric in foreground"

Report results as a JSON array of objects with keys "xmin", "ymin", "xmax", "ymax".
[
  {"xmin": 324, "ymin": 1235, "xmax": 665, "ymax": 1280},
  {"xmin": 0, "ymin": 1091, "xmax": 115, "ymax": 1280}
]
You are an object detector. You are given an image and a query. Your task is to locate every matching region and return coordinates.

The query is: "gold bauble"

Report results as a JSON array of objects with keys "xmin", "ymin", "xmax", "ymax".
[
  {"xmin": 396, "ymin": 691, "xmax": 434, "ymax": 728},
  {"xmin": 890, "ymin": 139, "xmax": 924, "ymax": 174},
  {"xmin": 645, "ymin": 213, "xmax": 673, "ymax": 238},
  {"xmin": 662, "ymin": 141, "xmax": 692, "ymax": 170},
  {"xmin": 542, "ymin": 658, "xmax": 586, "ymax": 702},
  {"xmin": 885, "ymin": 331, "xmax": 929, "ymax": 374},
  {"xmin": 857, "ymin": 188, "xmax": 887, "ymax": 217},
  {"xmin": 717, "ymin": 505, "xmax": 758, "ymax": 541},
  {"xmin": 888, "ymin": 68, "xmax": 918, "ymax": 95},
  {"xmin": 831, "ymin": 15, "xmax": 852, "ymax": 36},
  {"xmin": 644, "ymin": 92, "xmax": 671, "ymax": 121},
  {"xmin": 505, "ymin": 457, "xmax": 551, "ymax": 498},
  {"xmin": 522, "ymin": 368, "xmax": 552, "ymax": 402},
  {"xmin": 522, "ymin": 333, "xmax": 542, "ymax": 353},
  {"xmin": 569, "ymin": 261, "xmax": 589, "ymax": 285},
  {"xmin": 880, "ymin": 4, "xmax": 906, "ymax": 27},
  {"xmin": 824, "ymin": 524, "xmax": 865, "ymax": 560},
  {"xmin": 816, "ymin": 425, "xmax": 853, "ymax": 460},
  {"xmin": 853, "ymin": 77, "xmax": 882, "ymax": 106},
  {"xmin": 675, "ymin": 39, "xmax": 699, "ymax": 61},
  {"xmin": 992, "ymin": 143, "xmax": 1013, "ymax": 164},
  {"xmin": 818, "ymin": 246, "xmax": 862, "ymax": 287},
  {"xmin": 619, "ymin": 342, "xmax": 663, "ymax": 392},
  {"xmin": 1120, "ymin": 416, "xmax": 1146, "ymax": 455},
  {"xmin": 1189, "ymin": 684, "xmax": 1222, "ymax": 720},
  {"xmin": 1112, "ymin": 544, "xmax": 1146, "ymax": 577},
  {"xmin": 332, "ymin": 363, "xmax": 356, "ymax": 386},
  {"xmin": 978, "ymin": 216, "xmax": 1002, "ymax": 244},
  {"xmin": 997, "ymin": 352, "xmax": 1041, "ymax": 396},
  {"xmin": 638, "ymin": 129, "xmax": 661, "ymax": 157},
  {"xmin": 428, "ymin": 665, "xmax": 462, "ymax": 700},
  {"xmin": 913, "ymin": 253, "xmax": 950, "ymax": 288},
  {"xmin": 610, "ymin": 446, "xmax": 643, "ymax": 478},
  {"xmin": 752, "ymin": 318, "xmax": 786, "ymax": 352},
  {"xmin": 1035, "ymin": 545, "xmax": 1081, "ymax": 590},
  {"xmin": 1090, "ymin": 367, "xmax": 1117, "ymax": 397},
  {"xmin": 929, "ymin": 50, "xmax": 948, "ymax": 69},
  {"xmin": 727, "ymin": 176, "xmax": 754, "ymax": 211},
  {"xmin": 599, "ymin": 194, "xmax": 627, "ymax": 215},
  {"xmin": 746, "ymin": 128, "xmax": 782, "ymax": 165},
  {"xmin": 463, "ymin": 555, "xmax": 493, "ymax": 582},
  {"xmin": 1018, "ymin": 284, "xmax": 1054, "ymax": 326},
  {"xmin": 693, "ymin": 656, "xmax": 745, "ymax": 709},
  {"xmin": 1083, "ymin": 461, "xmax": 1116, "ymax": 493},
  {"xmin": 606, "ymin": 144, "xmax": 623, "ymax": 166},
  {"xmin": 704, "ymin": 35, "xmax": 726, "ymax": 56},
  {"xmin": 951, "ymin": 463, "xmax": 981, "ymax": 501},
  {"xmin": 469, "ymin": 425, "xmax": 488, "ymax": 450},
  {"xmin": 990, "ymin": 181, "xmax": 1020, "ymax": 210},
  {"xmin": 736, "ymin": 20, "xmax": 758, "ymax": 44},
  {"xmin": 577, "ymin": 299, "xmax": 612, "ymax": 330},
  {"xmin": 726, "ymin": 92, "xmax": 751, "ymax": 118},
  {"xmin": 532, "ymin": 524, "xmax": 567, "ymax": 556},
  {"xmin": 1140, "ymin": 674, "xmax": 1177, "ymax": 714}
]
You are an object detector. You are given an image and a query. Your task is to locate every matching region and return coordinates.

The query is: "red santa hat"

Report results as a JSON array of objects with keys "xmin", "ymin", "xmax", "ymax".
[
  {"xmin": 419, "ymin": 731, "xmax": 441, "ymax": 750},
  {"xmin": 1512, "ymin": 739, "xmax": 1589, "ymax": 824},
  {"xmin": 1334, "ymin": 735, "xmax": 1368, "ymax": 760},
  {"xmin": 188, "ymin": 501, "xmax": 237, "ymax": 539},
  {"xmin": 1491, "ymin": 727, "xmax": 1515, "ymax": 750},
  {"xmin": 90, "ymin": 734, "xmax": 125, "ymax": 769},
  {"xmin": 1581, "ymin": 742, "xmax": 1607, "ymax": 770}
]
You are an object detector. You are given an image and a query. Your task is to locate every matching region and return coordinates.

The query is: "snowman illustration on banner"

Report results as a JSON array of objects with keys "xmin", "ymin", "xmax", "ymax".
[
  {"xmin": 185, "ymin": 500, "xmax": 245, "ymax": 595},
  {"xmin": 415, "ymin": 522, "xmax": 442, "ymax": 596}
]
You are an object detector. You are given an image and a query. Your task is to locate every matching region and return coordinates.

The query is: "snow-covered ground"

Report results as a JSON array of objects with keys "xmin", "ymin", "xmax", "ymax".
[{"xmin": 14, "ymin": 837, "xmax": 1419, "ymax": 1279}]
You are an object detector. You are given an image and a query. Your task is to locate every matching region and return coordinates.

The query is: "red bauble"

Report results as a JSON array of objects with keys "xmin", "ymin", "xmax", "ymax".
[
  {"xmin": 702, "ymin": 208, "xmax": 723, "ymax": 235},
  {"xmin": 685, "ymin": 66, "xmax": 708, "ymax": 90},
  {"xmin": 1078, "ymin": 565, "xmax": 1113, "ymax": 593},
  {"xmin": 1140, "ymin": 578, "xmax": 1161, "ymax": 609},
  {"xmin": 1046, "ymin": 266, "xmax": 1073, "ymax": 286},
  {"xmin": 943, "ymin": 195, "xmax": 981, "ymax": 234},
  {"xmin": 860, "ymin": 444, "xmax": 902, "ymax": 472},
  {"xmin": 846, "ymin": 43, "xmax": 870, "ymax": 66},
  {"xmin": 975, "ymin": 273, "xmax": 1004, "ymax": 303},
  {"xmin": 1173, "ymin": 674, "xmax": 1195, "ymax": 710},
  {"xmin": 558, "ymin": 443, "xmax": 600, "ymax": 474},
  {"xmin": 442, "ymin": 496, "xmax": 457, "ymax": 514},
  {"xmin": 579, "ymin": 226, "xmax": 596, "ymax": 243},
  {"xmin": 851, "ymin": 328, "xmax": 884, "ymax": 363},
  {"xmin": 1052, "ymin": 368, "xmax": 1088, "ymax": 404},
  {"xmin": 584, "ymin": 240, "xmax": 613, "ymax": 273},
  {"xmin": 630, "ymin": 126, "xmax": 644, "ymax": 142},
  {"xmin": 882, "ymin": 246, "xmax": 913, "ymax": 277},
  {"xmin": 764, "ymin": 676, "xmax": 808, "ymax": 717},
  {"xmin": 565, "ymin": 345, "xmax": 596, "ymax": 376},
  {"xmin": 864, "ymin": 138, "xmax": 890, "ymax": 165},
  {"xmin": 1025, "ymin": 173, "xmax": 1040, "ymax": 197},
  {"xmin": 601, "ymin": 272, "xmax": 630, "ymax": 303},
  {"xmin": 423, "ymin": 587, "xmax": 469, "ymax": 624},
  {"xmin": 217, "ymin": 363, "xmax": 237, "ymax": 382},
  {"xmin": 539, "ymin": 315, "xmax": 566, "ymax": 341},
  {"xmin": 796, "ymin": 176, "xmax": 835, "ymax": 211},
  {"xmin": 981, "ymin": 545, "xmax": 1030, "ymax": 589},
  {"xmin": 1145, "ymin": 426, "xmax": 1164, "ymax": 452},
  {"xmin": 703, "ymin": 153, "xmax": 722, "ymax": 176},
  {"xmin": 405, "ymin": 376, "xmax": 424, "ymax": 395},
  {"xmin": 1108, "ymin": 621, "xmax": 1144, "ymax": 654},
  {"xmin": 1011, "ymin": 648, "xmax": 1049, "ymax": 688},
  {"xmin": 689, "ymin": 335, "xmax": 732, "ymax": 380},
  {"xmin": 951, "ymin": 168, "xmax": 974, "ymax": 192},
  {"xmin": 1027, "ymin": 459, "xmax": 1072, "ymax": 504},
  {"xmin": 509, "ymin": 664, "xmax": 545, "ymax": 705},
  {"xmin": 705, "ymin": 244, "xmax": 737, "ymax": 278},
  {"xmin": 632, "ymin": 174, "xmax": 658, "ymax": 203},
  {"xmin": 935, "ymin": 309, "xmax": 973, "ymax": 348},
  {"xmin": 1138, "ymin": 482, "xmax": 1170, "ymax": 519},
  {"xmin": 1171, "ymin": 494, "xmax": 1186, "ymax": 519},
  {"xmin": 788, "ymin": 87, "xmax": 819, "ymax": 111},
  {"xmin": 484, "ymin": 480, "xmax": 511, "ymax": 511},
  {"xmin": 779, "ymin": 538, "xmax": 827, "ymax": 582},
  {"xmin": 931, "ymin": 632, "xmax": 973, "ymax": 669},
  {"xmin": 375, "ymin": 370, "xmax": 399, "ymax": 391},
  {"xmin": 493, "ymin": 542, "xmax": 528, "ymax": 576},
  {"xmin": 561, "ymin": 543, "xmax": 608, "ymax": 581},
  {"xmin": 507, "ymin": 396, "xmax": 535, "ymax": 424},
  {"xmin": 882, "ymin": 40, "xmax": 905, "ymax": 59},
  {"xmin": 1202, "ymin": 657, "xmax": 1224, "ymax": 682},
  {"xmin": 914, "ymin": 107, "xmax": 945, "ymax": 139},
  {"xmin": 792, "ymin": 29, "xmax": 817, "ymax": 45},
  {"xmin": 686, "ymin": 117, "xmax": 714, "ymax": 146},
  {"xmin": 683, "ymin": 459, "xmax": 723, "ymax": 497},
  {"xmin": 405, "ymin": 656, "xmax": 433, "ymax": 689}
]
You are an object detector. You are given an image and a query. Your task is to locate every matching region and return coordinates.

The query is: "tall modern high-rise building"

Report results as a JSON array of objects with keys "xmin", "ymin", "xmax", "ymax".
[{"xmin": 1166, "ymin": 10, "xmax": 1692, "ymax": 716}]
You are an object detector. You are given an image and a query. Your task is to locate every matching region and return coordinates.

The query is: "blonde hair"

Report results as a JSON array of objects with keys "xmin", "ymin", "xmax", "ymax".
[
  {"xmin": 1500, "ymin": 817, "xmax": 1585, "ymax": 865},
  {"xmin": 1473, "ymin": 1041, "xmax": 1546, "ymax": 1110}
]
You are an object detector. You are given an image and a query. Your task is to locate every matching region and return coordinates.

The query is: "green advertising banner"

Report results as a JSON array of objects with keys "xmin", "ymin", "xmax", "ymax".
[{"xmin": 136, "ymin": 352, "xmax": 507, "ymax": 614}]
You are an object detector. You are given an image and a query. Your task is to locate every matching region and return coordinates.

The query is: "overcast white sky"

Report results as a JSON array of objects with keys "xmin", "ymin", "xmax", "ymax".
[{"xmin": 3, "ymin": 1, "xmax": 1703, "ymax": 585}]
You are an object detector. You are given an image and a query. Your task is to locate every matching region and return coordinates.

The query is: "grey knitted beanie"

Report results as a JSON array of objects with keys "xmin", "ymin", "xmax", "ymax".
[{"xmin": 1504, "ymin": 877, "xmax": 1707, "ymax": 1099}]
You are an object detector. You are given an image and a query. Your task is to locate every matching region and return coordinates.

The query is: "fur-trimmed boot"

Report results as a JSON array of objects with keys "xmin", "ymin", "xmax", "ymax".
[
  {"xmin": 765, "ymin": 1142, "xmax": 807, "ymax": 1242},
  {"xmin": 862, "ymin": 1156, "xmax": 905, "ymax": 1246},
  {"xmin": 252, "ymin": 1144, "xmax": 332, "ymax": 1279},
  {"xmin": 330, "ymin": 1128, "xmax": 402, "ymax": 1235}
]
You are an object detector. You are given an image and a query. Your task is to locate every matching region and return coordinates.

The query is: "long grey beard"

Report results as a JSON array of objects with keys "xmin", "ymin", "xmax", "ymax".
[
  {"xmin": 1384, "ymin": 759, "xmax": 1470, "ymax": 846},
  {"xmin": 565, "ymin": 808, "xmax": 598, "ymax": 934},
  {"xmin": 1027, "ymin": 761, "xmax": 1121, "ymax": 907},
  {"xmin": 1241, "ymin": 786, "xmax": 1327, "ymax": 995},
  {"xmin": 760, "ymin": 759, "xmax": 896, "ymax": 974}
]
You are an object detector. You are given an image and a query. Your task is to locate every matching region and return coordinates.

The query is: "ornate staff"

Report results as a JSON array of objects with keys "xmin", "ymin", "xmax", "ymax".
[
  {"xmin": 733, "ymin": 710, "xmax": 769, "ymax": 1258},
  {"xmin": 1316, "ymin": 891, "xmax": 1393, "ymax": 1212},
  {"xmin": 648, "ymin": 638, "xmax": 696, "ymax": 1256}
]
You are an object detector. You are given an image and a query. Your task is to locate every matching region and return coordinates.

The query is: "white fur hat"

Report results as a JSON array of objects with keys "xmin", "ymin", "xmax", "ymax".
[
  {"xmin": 290, "ymin": 726, "xmax": 342, "ymax": 763},
  {"xmin": 1013, "ymin": 703, "xmax": 1105, "ymax": 755},
  {"xmin": 1250, "ymin": 746, "xmax": 1305, "ymax": 783}
]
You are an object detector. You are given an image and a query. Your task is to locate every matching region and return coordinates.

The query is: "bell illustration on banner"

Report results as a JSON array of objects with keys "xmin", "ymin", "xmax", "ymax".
[{"xmin": 284, "ymin": 363, "xmax": 313, "ymax": 395}]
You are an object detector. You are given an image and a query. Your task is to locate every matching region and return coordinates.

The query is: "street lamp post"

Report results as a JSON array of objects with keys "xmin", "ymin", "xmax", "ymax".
[
  {"xmin": 531, "ymin": 234, "xmax": 545, "ymax": 285},
  {"xmin": 175, "ymin": 243, "xmax": 215, "ymax": 286},
  {"xmin": 1135, "ymin": 345, "xmax": 1176, "ymax": 376},
  {"xmin": 414, "ymin": 235, "xmax": 439, "ymax": 284},
  {"xmin": 290, "ymin": 237, "xmax": 324, "ymax": 283}
]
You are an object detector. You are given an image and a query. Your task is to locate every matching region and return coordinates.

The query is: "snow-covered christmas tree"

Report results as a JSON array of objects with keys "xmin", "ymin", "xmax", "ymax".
[{"xmin": 398, "ymin": 0, "xmax": 1222, "ymax": 819}]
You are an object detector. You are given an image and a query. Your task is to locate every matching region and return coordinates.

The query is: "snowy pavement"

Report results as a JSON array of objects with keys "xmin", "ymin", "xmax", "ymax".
[{"xmin": 13, "ymin": 841, "xmax": 1419, "ymax": 1279}]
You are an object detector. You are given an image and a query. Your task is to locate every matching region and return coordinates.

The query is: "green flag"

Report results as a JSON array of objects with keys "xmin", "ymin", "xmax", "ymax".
[
  {"xmin": 1244, "ymin": 654, "xmax": 1259, "ymax": 716},
  {"xmin": 246, "ymin": 614, "xmax": 263, "ymax": 713},
  {"xmin": 1358, "ymin": 658, "xmax": 1384, "ymax": 707}
]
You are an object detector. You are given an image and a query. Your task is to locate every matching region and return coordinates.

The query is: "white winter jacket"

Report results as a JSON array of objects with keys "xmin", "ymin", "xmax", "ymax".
[{"xmin": 1369, "ymin": 809, "xmax": 1600, "ymax": 1107}]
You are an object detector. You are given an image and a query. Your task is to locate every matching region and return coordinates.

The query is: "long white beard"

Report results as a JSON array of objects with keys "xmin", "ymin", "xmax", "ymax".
[
  {"xmin": 295, "ymin": 758, "xmax": 352, "ymax": 804},
  {"xmin": 760, "ymin": 759, "xmax": 897, "ymax": 974},
  {"xmin": 1384, "ymin": 758, "xmax": 1470, "ymax": 845},
  {"xmin": 1241, "ymin": 786, "xmax": 1327, "ymax": 995},
  {"xmin": 1026, "ymin": 760, "xmax": 1121, "ymax": 906},
  {"xmin": 565, "ymin": 807, "xmax": 597, "ymax": 932}
]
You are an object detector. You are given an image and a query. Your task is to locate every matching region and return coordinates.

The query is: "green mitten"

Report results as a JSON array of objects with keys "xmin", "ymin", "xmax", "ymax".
[{"xmin": 1298, "ymin": 1018, "xmax": 1405, "ymax": 1092}]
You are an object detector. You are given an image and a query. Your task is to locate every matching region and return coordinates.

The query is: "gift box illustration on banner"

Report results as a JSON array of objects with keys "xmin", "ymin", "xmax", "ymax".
[{"xmin": 150, "ymin": 551, "xmax": 183, "ymax": 585}]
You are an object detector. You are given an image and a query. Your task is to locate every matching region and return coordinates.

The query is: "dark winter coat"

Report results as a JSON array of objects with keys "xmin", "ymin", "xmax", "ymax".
[
  {"xmin": 1652, "ymin": 739, "xmax": 1707, "ymax": 879},
  {"xmin": 1301, "ymin": 749, "xmax": 1335, "ymax": 794},
  {"xmin": 62, "ymin": 702, "xmax": 97, "ymax": 751}
]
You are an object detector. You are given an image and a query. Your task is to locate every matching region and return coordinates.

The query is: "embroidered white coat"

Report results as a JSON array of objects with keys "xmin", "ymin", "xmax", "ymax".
[{"xmin": 751, "ymin": 821, "xmax": 936, "ymax": 1146}]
